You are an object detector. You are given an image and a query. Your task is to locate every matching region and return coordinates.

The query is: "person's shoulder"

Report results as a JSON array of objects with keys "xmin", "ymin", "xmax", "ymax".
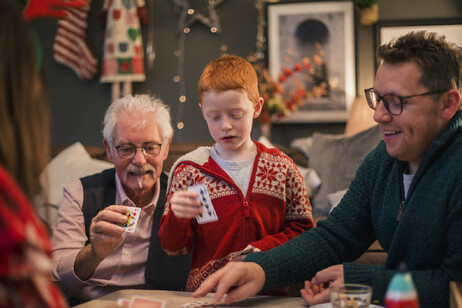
[
  {"xmin": 255, "ymin": 140, "xmax": 293, "ymax": 163},
  {"xmin": 169, "ymin": 146, "xmax": 211, "ymax": 174}
]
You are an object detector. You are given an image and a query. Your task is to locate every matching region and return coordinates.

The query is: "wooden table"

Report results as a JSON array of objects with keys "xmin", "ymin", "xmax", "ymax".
[
  {"xmin": 74, "ymin": 289, "xmax": 308, "ymax": 308},
  {"xmin": 451, "ymin": 281, "xmax": 462, "ymax": 308}
]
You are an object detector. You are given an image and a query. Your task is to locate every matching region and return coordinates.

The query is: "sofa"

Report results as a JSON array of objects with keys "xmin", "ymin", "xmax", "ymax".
[{"xmin": 38, "ymin": 98, "xmax": 386, "ymax": 268}]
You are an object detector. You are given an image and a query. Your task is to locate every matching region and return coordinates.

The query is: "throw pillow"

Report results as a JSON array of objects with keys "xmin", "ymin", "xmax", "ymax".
[
  {"xmin": 291, "ymin": 125, "xmax": 382, "ymax": 217},
  {"xmin": 36, "ymin": 142, "xmax": 113, "ymax": 226},
  {"xmin": 296, "ymin": 164, "xmax": 322, "ymax": 198}
]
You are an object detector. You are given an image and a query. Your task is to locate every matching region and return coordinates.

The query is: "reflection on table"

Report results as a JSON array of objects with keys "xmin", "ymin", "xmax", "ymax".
[{"xmin": 74, "ymin": 289, "xmax": 308, "ymax": 308}]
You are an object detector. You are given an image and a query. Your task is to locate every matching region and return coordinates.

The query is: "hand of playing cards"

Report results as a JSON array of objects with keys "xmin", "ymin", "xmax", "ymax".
[{"xmin": 188, "ymin": 184, "xmax": 218, "ymax": 224}]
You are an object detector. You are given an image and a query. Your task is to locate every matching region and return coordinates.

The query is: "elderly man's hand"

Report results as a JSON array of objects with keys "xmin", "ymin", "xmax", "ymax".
[
  {"xmin": 74, "ymin": 205, "xmax": 128, "ymax": 280},
  {"xmin": 89, "ymin": 205, "xmax": 128, "ymax": 260},
  {"xmin": 193, "ymin": 261, "xmax": 265, "ymax": 305}
]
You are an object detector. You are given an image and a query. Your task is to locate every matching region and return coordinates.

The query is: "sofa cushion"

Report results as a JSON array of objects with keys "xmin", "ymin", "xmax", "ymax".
[
  {"xmin": 36, "ymin": 142, "xmax": 113, "ymax": 226},
  {"xmin": 292, "ymin": 125, "xmax": 382, "ymax": 217}
]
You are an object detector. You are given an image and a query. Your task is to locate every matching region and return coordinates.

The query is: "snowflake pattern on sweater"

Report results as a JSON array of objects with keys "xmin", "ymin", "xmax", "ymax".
[{"xmin": 159, "ymin": 141, "xmax": 313, "ymax": 291}]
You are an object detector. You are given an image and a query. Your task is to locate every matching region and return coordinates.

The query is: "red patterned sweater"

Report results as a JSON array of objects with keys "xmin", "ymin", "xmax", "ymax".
[{"xmin": 158, "ymin": 141, "xmax": 313, "ymax": 291}]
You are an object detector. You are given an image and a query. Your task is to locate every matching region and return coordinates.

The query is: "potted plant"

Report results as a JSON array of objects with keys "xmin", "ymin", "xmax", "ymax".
[{"xmin": 355, "ymin": 0, "xmax": 379, "ymax": 26}]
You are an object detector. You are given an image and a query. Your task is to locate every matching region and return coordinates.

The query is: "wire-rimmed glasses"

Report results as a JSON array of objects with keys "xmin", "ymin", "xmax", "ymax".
[{"xmin": 114, "ymin": 143, "xmax": 162, "ymax": 159}]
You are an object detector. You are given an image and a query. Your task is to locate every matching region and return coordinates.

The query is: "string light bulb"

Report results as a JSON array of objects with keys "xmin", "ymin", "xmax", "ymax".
[{"xmin": 170, "ymin": 0, "xmax": 228, "ymax": 140}]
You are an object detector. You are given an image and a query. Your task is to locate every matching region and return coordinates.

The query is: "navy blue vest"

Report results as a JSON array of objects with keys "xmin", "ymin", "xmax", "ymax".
[{"xmin": 80, "ymin": 168, "xmax": 191, "ymax": 291}]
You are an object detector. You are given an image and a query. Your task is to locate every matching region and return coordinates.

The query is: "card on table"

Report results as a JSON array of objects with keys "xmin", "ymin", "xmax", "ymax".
[
  {"xmin": 119, "ymin": 206, "xmax": 141, "ymax": 233},
  {"xmin": 188, "ymin": 183, "xmax": 218, "ymax": 224},
  {"xmin": 117, "ymin": 298, "xmax": 131, "ymax": 307},
  {"xmin": 179, "ymin": 300, "xmax": 214, "ymax": 308},
  {"xmin": 129, "ymin": 296, "xmax": 165, "ymax": 308}
]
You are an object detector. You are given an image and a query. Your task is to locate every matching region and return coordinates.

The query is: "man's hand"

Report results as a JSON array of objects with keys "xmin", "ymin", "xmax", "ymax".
[
  {"xmin": 170, "ymin": 190, "xmax": 203, "ymax": 219},
  {"xmin": 74, "ymin": 205, "xmax": 127, "ymax": 281},
  {"xmin": 193, "ymin": 262, "xmax": 265, "ymax": 305},
  {"xmin": 300, "ymin": 264, "xmax": 344, "ymax": 306},
  {"xmin": 89, "ymin": 205, "xmax": 128, "ymax": 260}
]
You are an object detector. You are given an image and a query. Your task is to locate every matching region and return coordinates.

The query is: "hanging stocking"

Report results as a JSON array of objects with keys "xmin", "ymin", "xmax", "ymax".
[
  {"xmin": 53, "ymin": 0, "xmax": 98, "ymax": 80},
  {"xmin": 23, "ymin": 0, "xmax": 87, "ymax": 20}
]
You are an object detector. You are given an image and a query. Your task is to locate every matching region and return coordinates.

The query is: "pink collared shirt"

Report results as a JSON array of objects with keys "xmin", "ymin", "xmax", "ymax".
[{"xmin": 51, "ymin": 173, "xmax": 159, "ymax": 303}]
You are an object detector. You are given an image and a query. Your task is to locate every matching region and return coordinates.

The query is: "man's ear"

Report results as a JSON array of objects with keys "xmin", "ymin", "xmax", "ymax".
[
  {"xmin": 441, "ymin": 89, "xmax": 461, "ymax": 120},
  {"xmin": 253, "ymin": 97, "xmax": 264, "ymax": 118},
  {"xmin": 103, "ymin": 139, "xmax": 114, "ymax": 163}
]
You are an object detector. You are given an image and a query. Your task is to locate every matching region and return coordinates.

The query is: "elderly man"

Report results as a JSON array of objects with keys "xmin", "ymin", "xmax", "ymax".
[
  {"xmin": 193, "ymin": 31, "xmax": 462, "ymax": 308},
  {"xmin": 51, "ymin": 95, "xmax": 190, "ymax": 304}
]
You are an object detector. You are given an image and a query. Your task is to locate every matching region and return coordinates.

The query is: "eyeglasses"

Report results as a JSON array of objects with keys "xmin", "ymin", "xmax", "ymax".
[
  {"xmin": 364, "ymin": 88, "xmax": 449, "ymax": 115},
  {"xmin": 114, "ymin": 143, "xmax": 162, "ymax": 159}
]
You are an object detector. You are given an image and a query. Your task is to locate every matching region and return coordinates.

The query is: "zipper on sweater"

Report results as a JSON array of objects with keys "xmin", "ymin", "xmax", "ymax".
[
  {"xmin": 396, "ymin": 200, "xmax": 405, "ymax": 221},
  {"xmin": 396, "ymin": 164, "xmax": 406, "ymax": 222}
]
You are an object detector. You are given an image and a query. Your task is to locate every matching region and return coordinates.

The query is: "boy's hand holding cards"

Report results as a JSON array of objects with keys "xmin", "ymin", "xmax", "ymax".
[
  {"xmin": 188, "ymin": 183, "xmax": 218, "ymax": 224},
  {"xmin": 118, "ymin": 206, "xmax": 141, "ymax": 232}
]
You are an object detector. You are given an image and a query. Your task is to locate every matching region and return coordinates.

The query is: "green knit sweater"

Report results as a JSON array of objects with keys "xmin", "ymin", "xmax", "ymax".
[{"xmin": 245, "ymin": 111, "xmax": 462, "ymax": 307}]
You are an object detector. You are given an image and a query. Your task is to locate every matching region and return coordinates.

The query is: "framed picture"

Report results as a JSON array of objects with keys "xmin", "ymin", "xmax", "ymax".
[
  {"xmin": 376, "ymin": 19, "xmax": 462, "ymax": 68},
  {"xmin": 267, "ymin": 1, "xmax": 355, "ymax": 123}
]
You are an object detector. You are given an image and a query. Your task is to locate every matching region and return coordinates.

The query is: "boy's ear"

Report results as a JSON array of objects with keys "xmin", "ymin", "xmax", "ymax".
[{"xmin": 253, "ymin": 97, "xmax": 264, "ymax": 118}]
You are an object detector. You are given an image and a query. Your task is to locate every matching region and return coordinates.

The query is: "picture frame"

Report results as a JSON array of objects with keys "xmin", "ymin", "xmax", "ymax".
[
  {"xmin": 267, "ymin": 1, "xmax": 355, "ymax": 123},
  {"xmin": 375, "ymin": 18, "xmax": 462, "ymax": 68}
]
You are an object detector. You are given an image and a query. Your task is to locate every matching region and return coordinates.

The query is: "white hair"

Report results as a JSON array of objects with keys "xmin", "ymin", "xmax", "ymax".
[{"xmin": 102, "ymin": 94, "xmax": 173, "ymax": 144}]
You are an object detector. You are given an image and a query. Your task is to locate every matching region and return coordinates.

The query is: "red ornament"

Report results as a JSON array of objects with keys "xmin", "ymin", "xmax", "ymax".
[
  {"xmin": 283, "ymin": 67, "xmax": 293, "ymax": 77},
  {"xmin": 293, "ymin": 63, "xmax": 302, "ymax": 71}
]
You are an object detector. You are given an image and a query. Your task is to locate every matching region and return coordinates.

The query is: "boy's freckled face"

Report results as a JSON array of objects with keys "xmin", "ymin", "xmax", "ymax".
[{"xmin": 200, "ymin": 89, "xmax": 262, "ymax": 160}]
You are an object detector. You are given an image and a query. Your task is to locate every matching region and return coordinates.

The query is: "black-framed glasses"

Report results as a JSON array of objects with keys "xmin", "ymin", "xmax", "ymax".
[
  {"xmin": 364, "ymin": 88, "xmax": 449, "ymax": 115},
  {"xmin": 114, "ymin": 143, "xmax": 162, "ymax": 159}
]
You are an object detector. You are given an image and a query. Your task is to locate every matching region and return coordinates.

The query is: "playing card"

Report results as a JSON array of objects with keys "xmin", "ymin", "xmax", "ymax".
[
  {"xmin": 179, "ymin": 300, "xmax": 214, "ymax": 308},
  {"xmin": 188, "ymin": 183, "xmax": 218, "ymax": 224},
  {"xmin": 119, "ymin": 207, "xmax": 141, "ymax": 233},
  {"xmin": 129, "ymin": 296, "xmax": 165, "ymax": 308},
  {"xmin": 117, "ymin": 298, "xmax": 131, "ymax": 307}
]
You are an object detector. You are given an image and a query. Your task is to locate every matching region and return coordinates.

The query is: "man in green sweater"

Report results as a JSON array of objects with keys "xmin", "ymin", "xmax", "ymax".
[{"xmin": 193, "ymin": 31, "xmax": 462, "ymax": 308}]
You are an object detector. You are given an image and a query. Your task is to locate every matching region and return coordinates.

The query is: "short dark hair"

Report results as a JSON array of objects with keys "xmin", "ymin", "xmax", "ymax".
[{"xmin": 377, "ymin": 31, "xmax": 462, "ymax": 93}]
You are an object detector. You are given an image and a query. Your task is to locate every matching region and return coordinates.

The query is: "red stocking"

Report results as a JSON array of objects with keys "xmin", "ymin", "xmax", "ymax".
[
  {"xmin": 23, "ymin": 0, "xmax": 86, "ymax": 20},
  {"xmin": 53, "ymin": 0, "xmax": 98, "ymax": 80}
]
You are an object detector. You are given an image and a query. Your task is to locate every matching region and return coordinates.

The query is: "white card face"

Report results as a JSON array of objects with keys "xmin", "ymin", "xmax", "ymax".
[
  {"xmin": 188, "ymin": 183, "xmax": 218, "ymax": 224},
  {"xmin": 122, "ymin": 207, "xmax": 141, "ymax": 233},
  {"xmin": 179, "ymin": 300, "xmax": 214, "ymax": 308}
]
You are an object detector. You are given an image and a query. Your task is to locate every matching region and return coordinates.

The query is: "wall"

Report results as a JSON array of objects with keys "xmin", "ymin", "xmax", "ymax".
[{"xmin": 30, "ymin": 0, "xmax": 462, "ymax": 148}]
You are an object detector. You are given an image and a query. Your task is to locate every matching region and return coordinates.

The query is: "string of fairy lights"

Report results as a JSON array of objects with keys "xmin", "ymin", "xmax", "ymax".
[
  {"xmin": 169, "ymin": 0, "xmax": 278, "ymax": 140},
  {"xmin": 170, "ymin": 0, "xmax": 227, "ymax": 140}
]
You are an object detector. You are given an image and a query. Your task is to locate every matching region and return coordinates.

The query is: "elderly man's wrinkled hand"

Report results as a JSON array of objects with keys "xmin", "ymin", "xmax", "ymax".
[{"xmin": 89, "ymin": 205, "xmax": 128, "ymax": 261}]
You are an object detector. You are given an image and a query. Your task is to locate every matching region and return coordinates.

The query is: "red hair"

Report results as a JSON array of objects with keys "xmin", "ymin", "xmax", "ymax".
[{"xmin": 198, "ymin": 55, "xmax": 259, "ymax": 105}]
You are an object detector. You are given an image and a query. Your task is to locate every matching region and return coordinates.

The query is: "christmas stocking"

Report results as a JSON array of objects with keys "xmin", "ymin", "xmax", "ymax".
[{"xmin": 53, "ymin": 0, "xmax": 98, "ymax": 80}]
